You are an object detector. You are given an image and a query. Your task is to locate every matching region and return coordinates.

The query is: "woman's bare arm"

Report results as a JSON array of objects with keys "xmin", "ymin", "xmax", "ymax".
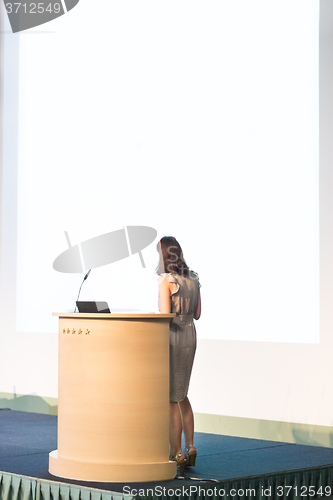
[
  {"xmin": 194, "ymin": 289, "xmax": 201, "ymax": 320},
  {"xmin": 158, "ymin": 276, "xmax": 171, "ymax": 313}
]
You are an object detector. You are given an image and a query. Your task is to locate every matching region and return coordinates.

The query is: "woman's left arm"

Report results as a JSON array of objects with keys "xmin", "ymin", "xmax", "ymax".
[
  {"xmin": 158, "ymin": 277, "xmax": 171, "ymax": 313},
  {"xmin": 194, "ymin": 289, "xmax": 201, "ymax": 320}
]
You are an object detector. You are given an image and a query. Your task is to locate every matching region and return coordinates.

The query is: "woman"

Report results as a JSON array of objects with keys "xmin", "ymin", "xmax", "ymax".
[{"xmin": 157, "ymin": 236, "xmax": 201, "ymax": 475}]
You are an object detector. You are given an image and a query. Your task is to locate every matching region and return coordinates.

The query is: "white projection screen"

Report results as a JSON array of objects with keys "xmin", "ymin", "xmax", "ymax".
[
  {"xmin": 3, "ymin": 0, "xmax": 333, "ymax": 433},
  {"xmin": 12, "ymin": 0, "xmax": 320, "ymax": 342}
]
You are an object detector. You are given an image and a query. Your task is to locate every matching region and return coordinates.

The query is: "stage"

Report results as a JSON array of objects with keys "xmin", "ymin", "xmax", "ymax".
[{"xmin": 0, "ymin": 409, "xmax": 332, "ymax": 499}]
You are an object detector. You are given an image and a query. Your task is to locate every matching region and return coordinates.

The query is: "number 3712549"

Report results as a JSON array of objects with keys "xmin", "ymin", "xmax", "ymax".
[
  {"xmin": 5, "ymin": 3, "xmax": 61, "ymax": 14},
  {"xmin": 277, "ymin": 486, "xmax": 331, "ymax": 497}
]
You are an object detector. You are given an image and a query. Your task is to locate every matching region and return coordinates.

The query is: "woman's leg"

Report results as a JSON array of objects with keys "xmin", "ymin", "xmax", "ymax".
[
  {"xmin": 178, "ymin": 396, "xmax": 195, "ymax": 449},
  {"xmin": 169, "ymin": 402, "xmax": 183, "ymax": 456}
]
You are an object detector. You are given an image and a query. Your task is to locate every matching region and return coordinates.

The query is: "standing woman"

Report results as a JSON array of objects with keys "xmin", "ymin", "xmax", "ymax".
[{"xmin": 157, "ymin": 236, "xmax": 201, "ymax": 475}]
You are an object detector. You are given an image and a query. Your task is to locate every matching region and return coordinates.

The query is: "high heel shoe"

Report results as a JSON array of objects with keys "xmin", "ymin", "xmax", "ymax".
[
  {"xmin": 184, "ymin": 444, "xmax": 197, "ymax": 466},
  {"xmin": 169, "ymin": 452, "xmax": 186, "ymax": 475}
]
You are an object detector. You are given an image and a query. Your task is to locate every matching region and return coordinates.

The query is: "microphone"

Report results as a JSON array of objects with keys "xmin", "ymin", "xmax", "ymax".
[
  {"xmin": 83, "ymin": 269, "xmax": 91, "ymax": 281},
  {"xmin": 74, "ymin": 269, "xmax": 92, "ymax": 312}
]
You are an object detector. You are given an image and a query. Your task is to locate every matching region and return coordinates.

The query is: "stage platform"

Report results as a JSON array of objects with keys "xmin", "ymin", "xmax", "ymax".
[{"xmin": 0, "ymin": 409, "xmax": 333, "ymax": 500}]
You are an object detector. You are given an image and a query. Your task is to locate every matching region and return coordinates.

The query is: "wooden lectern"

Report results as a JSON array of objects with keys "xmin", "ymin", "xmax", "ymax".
[{"xmin": 49, "ymin": 312, "xmax": 177, "ymax": 482}]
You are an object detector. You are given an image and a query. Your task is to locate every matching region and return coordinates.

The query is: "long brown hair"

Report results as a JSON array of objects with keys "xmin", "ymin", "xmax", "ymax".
[{"xmin": 156, "ymin": 236, "xmax": 190, "ymax": 276}]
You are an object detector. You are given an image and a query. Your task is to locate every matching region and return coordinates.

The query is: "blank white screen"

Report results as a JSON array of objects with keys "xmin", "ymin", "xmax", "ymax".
[{"xmin": 14, "ymin": 0, "xmax": 319, "ymax": 342}]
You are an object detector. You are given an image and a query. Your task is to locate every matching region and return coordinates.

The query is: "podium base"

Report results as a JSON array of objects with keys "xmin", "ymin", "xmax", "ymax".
[{"xmin": 49, "ymin": 450, "xmax": 177, "ymax": 483}]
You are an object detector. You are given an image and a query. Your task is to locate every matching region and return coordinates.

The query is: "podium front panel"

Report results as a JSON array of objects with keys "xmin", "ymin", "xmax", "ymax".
[{"xmin": 49, "ymin": 313, "xmax": 177, "ymax": 482}]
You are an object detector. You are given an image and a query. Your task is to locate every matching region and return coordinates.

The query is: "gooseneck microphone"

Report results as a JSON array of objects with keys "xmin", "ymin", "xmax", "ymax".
[
  {"xmin": 74, "ymin": 269, "xmax": 92, "ymax": 312},
  {"xmin": 83, "ymin": 269, "xmax": 91, "ymax": 281}
]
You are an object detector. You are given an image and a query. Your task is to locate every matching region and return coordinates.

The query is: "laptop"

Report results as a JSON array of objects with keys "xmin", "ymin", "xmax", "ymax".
[{"xmin": 76, "ymin": 301, "xmax": 111, "ymax": 313}]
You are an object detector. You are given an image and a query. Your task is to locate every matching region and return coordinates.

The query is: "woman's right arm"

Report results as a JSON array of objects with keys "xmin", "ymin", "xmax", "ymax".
[
  {"xmin": 194, "ymin": 289, "xmax": 201, "ymax": 320},
  {"xmin": 158, "ymin": 276, "xmax": 172, "ymax": 314}
]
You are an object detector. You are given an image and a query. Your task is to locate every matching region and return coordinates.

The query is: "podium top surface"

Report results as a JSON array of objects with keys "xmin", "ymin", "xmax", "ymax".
[{"xmin": 53, "ymin": 312, "xmax": 176, "ymax": 319}]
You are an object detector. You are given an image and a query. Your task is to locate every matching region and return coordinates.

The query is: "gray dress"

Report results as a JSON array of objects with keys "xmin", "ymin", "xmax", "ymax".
[{"xmin": 161, "ymin": 271, "xmax": 200, "ymax": 402}]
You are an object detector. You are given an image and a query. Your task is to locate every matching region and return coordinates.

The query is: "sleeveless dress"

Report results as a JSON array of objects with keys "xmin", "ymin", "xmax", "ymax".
[{"xmin": 159, "ymin": 271, "xmax": 201, "ymax": 402}]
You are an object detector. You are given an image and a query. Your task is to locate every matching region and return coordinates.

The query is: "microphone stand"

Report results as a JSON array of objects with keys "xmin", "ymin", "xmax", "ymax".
[{"xmin": 74, "ymin": 269, "xmax": 91, "ymax": 312}]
